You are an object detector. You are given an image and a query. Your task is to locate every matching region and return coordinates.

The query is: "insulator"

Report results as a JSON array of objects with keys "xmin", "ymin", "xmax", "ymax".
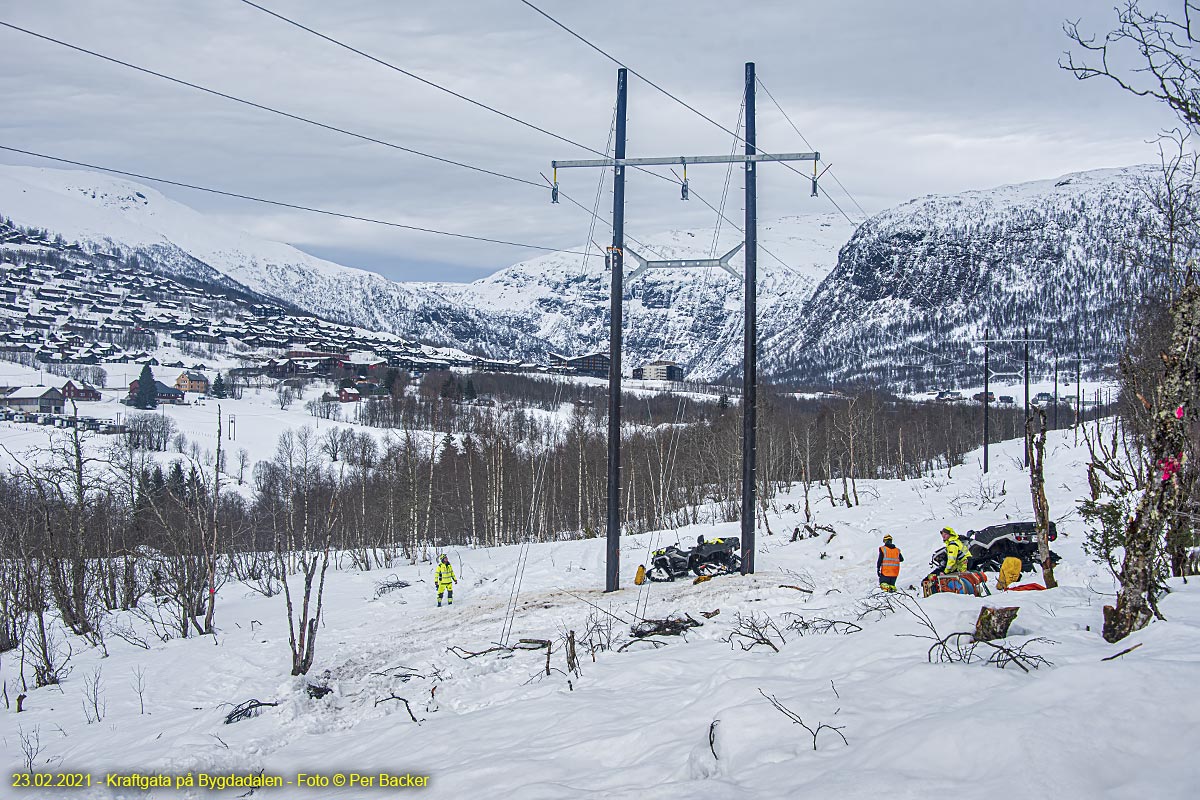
[{"xmin": 551, "ymin": 183, "xmax": 560, "ymax": 204}]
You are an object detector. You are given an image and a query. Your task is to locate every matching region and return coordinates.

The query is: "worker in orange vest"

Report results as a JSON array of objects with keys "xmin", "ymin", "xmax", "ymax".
[{"xmin": 877, "ymin": 535, "xmax": 903, "ymax": 592}]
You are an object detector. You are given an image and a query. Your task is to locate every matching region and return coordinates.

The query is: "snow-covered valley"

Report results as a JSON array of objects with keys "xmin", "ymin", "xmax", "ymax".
[{"xmin": 3, "ymin": 426, "xmax": 1196, "ymax": 799}]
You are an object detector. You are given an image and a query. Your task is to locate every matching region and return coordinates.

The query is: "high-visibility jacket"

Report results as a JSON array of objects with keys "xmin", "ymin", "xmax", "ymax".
[
  {"xmin": 878, "ymin": 545, "xmax": 903, "ymax": 578},
  {"xmin": 435, "ymin": 562, "xmax": 456, "ymax": 588},
  {"xmin": 945, "ymin": 536, "xmax": 969, "ymax": 573},
  {"xmin": 998, "ymin": 556, "xmax": 1023, "ymax": 590}
]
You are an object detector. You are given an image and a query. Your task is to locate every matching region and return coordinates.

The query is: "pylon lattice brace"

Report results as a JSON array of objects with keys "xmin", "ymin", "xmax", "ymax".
[{"xmin": 625, "ymin": 243, "xmax": 745, "ymax": 283}]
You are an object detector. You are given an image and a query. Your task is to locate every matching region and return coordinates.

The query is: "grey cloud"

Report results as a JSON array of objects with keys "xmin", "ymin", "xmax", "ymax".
[{"xmin": 0, "ymin": 0, "xmax": 1181, "ymax": 281}]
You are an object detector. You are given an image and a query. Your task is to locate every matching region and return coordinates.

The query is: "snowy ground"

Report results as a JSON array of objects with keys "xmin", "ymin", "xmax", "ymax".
[{"xmin": 2, "ymin": 426, "xmax": 1198, "ymax": 799}]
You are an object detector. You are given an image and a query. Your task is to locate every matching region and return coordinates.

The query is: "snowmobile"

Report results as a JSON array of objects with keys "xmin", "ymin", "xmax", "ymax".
[
  {"xmin": 929, "ymin": 522, "xmax": 1062, "ymax": 573},
  {"xmin": 644, "ymin": 537, "xmax": 742, "ymax": 582}
]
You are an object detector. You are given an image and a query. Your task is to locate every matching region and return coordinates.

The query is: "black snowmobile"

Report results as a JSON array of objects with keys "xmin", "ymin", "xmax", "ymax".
[
  {"xmin": 929, "ymin": 522, "xmax": 1062, "ymax": 573},
  {"xmin": 645, "ymin": 536, "xmax": 742, "ymax": 582}
]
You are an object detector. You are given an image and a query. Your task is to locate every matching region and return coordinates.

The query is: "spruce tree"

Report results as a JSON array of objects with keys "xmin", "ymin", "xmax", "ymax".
[
  {"xmin": 135, "ymin": 364, "xmax": 157, "ymax": 409},
  {"xmin": 212, "ymin": 373, "xmax": 227, "ymax": 399}
]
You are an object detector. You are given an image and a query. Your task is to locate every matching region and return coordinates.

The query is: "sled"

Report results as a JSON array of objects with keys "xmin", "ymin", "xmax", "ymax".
[{"xmin": 922, "ymin": 571, "xmax": 991, "ymax": 598}]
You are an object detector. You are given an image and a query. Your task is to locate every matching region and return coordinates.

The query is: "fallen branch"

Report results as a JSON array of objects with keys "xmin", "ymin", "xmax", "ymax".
[
  {"xmin": 446, "ymin": 644, "xmax": 513, "ymax": 659},
  {"xmin": 446, "ymin": 638, "xmax": 551, "ymax": 660},
  {"xmin": 709, "ymin": 720, "xmax": 720, "ymax": 760},
  {"xmin": 1101, "ymin": 642, "xmax": 1143, "ymax": 661},
  {"xmin": 925, "ymin": 631, "xmax": 1054, "ymax": 672},
  {"xmin": 631, "ymin": 615, "xmax": 701, "ymax": 639},
  {"xmin": 374, "ymin": 575, "xmax": 411, "ymax": 597},
  {"xmin": 778, "ymin": 584, "xmax": 814, "ymax": 594},
  {"xmin": 723, "ymin": 612, "xmax": 786, "ymax": 652},
  {"xmin": 617, "ymin": 637, "xmax": 668, "ymax": 652},
  {"xmin": 374, "ymin": 694, "xmax": 422, "ymax": 724},
  {"xmin": 224, "ymin": 699, "xmax": 280, "ymax": 725},
  {"xmin": 783, "ymin": 613, "xmax": 862, "ymax": 636},
  {"xmin": 758, "ymin": 689, "xmax": 847, "ymax": 751}
]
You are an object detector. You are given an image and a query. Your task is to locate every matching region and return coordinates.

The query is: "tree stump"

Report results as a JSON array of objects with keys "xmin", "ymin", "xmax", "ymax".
[{"xmin": 973, "ymin": 606, "xmax": 1019, "ymax": 642}]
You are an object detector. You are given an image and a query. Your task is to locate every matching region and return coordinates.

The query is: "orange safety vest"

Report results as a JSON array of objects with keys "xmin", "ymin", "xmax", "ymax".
[{"xmin": 879, "ymin": 545, "xmax": 901, "ymax": 577}]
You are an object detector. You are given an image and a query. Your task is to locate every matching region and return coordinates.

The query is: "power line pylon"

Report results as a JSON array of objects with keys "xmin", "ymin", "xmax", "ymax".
[{"xmin": 553, "ymin": 63, "xmax": 821, "ymax": 591}]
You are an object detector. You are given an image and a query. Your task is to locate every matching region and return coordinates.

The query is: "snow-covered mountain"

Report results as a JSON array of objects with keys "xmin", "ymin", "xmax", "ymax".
[
  {"xmin": 429, "ymin": 214, "xmax": 853, "ymax": 381},
  {"xmin": 0, "ymin": 165, "xmax": 545, "ymax": 358},
  {"xmin": 0, "ymin": 162, "xmax": 1168, "ymax": 387},
  {"xmin": 775, "ymin": 165, "xmax": 1166, "ymax": 389}
]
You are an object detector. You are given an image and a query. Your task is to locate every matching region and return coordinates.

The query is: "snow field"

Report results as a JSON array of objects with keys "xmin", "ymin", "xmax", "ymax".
[{"xmin": 1, "ymin": 427, "xmax": 1198, "ymax": 798}]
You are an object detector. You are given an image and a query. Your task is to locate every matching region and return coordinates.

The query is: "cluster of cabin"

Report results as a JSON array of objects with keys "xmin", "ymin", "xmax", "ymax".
[{"xmin": 0, "ymin": 225, "xmax": 688, "ymax": 387}]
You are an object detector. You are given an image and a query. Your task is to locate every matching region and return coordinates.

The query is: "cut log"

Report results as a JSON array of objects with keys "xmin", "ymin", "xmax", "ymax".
[{"xmin": 973, "ymin": 606, "xmax": 1019, "ymax": 642}]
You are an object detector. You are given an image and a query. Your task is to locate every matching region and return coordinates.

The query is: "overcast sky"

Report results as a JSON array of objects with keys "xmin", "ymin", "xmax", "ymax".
[{"xmin": 0, "ymin": 1, "xmax": 1182, "ymax": 282}]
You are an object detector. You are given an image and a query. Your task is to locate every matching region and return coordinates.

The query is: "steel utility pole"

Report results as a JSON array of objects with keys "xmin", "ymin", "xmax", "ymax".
[
  {"xmin": 1053, "ymin": 355, "xmax": 1059, "ymax": 430},
  {"xmin": 983, "ymin": 331, "xmax": 990, "ymax": 473},
  {"xmin": 975, "ymin": 334, "xmax": 1043, "ymax": 473},
  {"xmin": 552, "ymin": 64, "xmax": 819, "ymax": 590},
  {"xmin": 604, "ymin": 68, "xmax": 628, "ymax": 594},
  {"xmin": 1024, "ymin": 326, "xmax": 1031, "ymax": 469},
  {"xmin": 1075, "ymin": 349, "xmax": 1082, "ymax": 428},
  {"xmin": 740, "ymin": 61, "xmax": 758, "ymax": 575}
]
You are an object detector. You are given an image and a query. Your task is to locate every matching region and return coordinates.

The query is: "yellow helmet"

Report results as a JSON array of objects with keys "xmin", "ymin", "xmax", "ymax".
[{"xmin": 940, "ymin": 526, "xmax": 956, "ymax": 537}]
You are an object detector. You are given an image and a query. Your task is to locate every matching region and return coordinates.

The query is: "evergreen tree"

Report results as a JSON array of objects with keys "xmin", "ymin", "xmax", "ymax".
[
  {"xmin": 464, "ymin": 379, "xmax": 478, "ymax": 401},
  {"xmin": 212, "ymin": 373, "xmax": 227, "ymax": 399},
  {"xmin": 134, "ymin": 364, "xmax": 157, "ymax": 409}
]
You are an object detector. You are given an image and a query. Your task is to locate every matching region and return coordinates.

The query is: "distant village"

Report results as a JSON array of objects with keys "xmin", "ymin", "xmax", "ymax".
[{"xmin": 0, "ymin": 222, "xmax": 688, "ymax": 423}]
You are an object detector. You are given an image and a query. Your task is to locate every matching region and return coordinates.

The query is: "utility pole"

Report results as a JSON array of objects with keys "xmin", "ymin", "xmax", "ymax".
[
  {"xmin": 983, "ymin": 331, "xmax": 990, "ymax": 473},
  {"xmin": 551, "ymin": 64, "xmax": 819, "ymax": 589},
  {"xmin": 1023, "ymin": 326, "xmax": 1030, "ymax": 470},
  {"xmin": 1080, "ymin": 347, "xmax": 1089, "ymax": 429},
  {"xmin": 740, "ymin": 62, "xmax": 758, "ymax": 575},
  {"xmin": 1053, "ymin": 355, "xmax": 1059, "ymax": 430},
  {"xmin": 604, "ymin": 68, "xmax": 627, "ymax": 594}
]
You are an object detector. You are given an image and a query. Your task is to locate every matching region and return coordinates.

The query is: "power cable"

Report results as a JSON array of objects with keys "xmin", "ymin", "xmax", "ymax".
[
  {"xmin": 515, "ymin": 0, "xmax": 840, "ymax": 202},
  {"xmin": 0, "ymin": 17, "xmax": 688, "ymax": 265},
  {"xmin": 236, "ymin": 0, "xmax": 730, "ymax": 196},
  {"xmin": 756, "ymin": 77, "xmax": 870, "ymax": 221},
  {"xmin": 0, "ymin": 20, "xmax": 546, "ymax": 190},
  {"xmin": 0, "ymin": 17, "xmax": 676, "ymax": 264},
  {"xmin": 580, "ymin": 101, "xmax": 618, "ymax": 277},
  {"xmin": 0, "ymin": 144, "xmax": 590, "ymax": 255},
  {"xmin": 237, "ymin": 0, "xmax": 611, "ymax": 161}
]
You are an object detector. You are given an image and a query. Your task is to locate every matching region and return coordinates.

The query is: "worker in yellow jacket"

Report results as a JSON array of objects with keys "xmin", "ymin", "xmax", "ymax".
[
  {"xmin": 435, "ymin": 554, "xmax": 457, "ymax": 607},
  {"xmin": 940, "ymin": 527, "xmax": 970, "ymax": 574}
]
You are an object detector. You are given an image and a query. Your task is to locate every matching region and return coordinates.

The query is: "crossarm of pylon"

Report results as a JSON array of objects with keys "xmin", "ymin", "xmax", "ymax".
[{"xmin": 625, "ymin": 241, "xmax": 745, "ymax": 283}]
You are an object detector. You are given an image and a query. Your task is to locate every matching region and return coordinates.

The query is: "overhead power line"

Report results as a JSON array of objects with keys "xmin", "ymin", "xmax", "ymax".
[
  {"xmin": 515, "ymin": 0, "xmax": 861, "ymax": 226},
  {"xmin": 235, "ymin": 0, "xmax": 693, "ymax": 194},
  {"xmin": 756, "ymin": 77, "xmax": 869, "ymax": 221},
  {"xmin": 0, "ymin": 17, "xmax": 666, "ymax": 262},
  {"xmin": 0, "ymin": 19, "xmax": 545, "ymax": 190},
  {"xmin": 236, "ymin": 0, "xmax": 608, "ymax": 160},
  {"xmin": 0, "ymin": 144, "xmax": 589, "ymax": 255},
  {"xmin": 516, "ymin": 0, "xmax": 739, "ymax": 144}
]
